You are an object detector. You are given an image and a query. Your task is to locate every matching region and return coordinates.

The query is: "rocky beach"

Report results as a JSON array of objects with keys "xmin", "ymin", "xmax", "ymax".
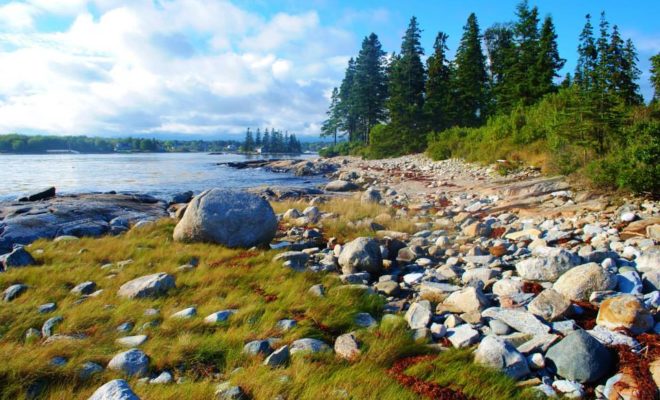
[{"xmin": 1, "ymin": 155, "xmax": 659, "ymax": 400}]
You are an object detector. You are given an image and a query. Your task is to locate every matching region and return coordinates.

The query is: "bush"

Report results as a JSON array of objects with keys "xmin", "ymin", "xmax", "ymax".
[{"xmin": 318, "ymin": 141, "xmax": 365, "ymax": 157}]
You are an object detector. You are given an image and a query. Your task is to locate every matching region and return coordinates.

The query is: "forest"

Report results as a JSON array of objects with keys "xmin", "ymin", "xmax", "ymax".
[
  {"xmin": 321, "ymin": 1, "xmax": 659, "ymax": 194},
  {"xmin": 242, "ymin": 128, "xmax": 303, "ymax": 154}
]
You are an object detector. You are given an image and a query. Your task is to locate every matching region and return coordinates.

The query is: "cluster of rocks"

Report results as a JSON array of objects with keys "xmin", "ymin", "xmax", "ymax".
[
  {"xmin": 221, "ymin": 158, "xmax": 339, "ymax": 177},
  {"xmin": 272, "ymin": 184, "xmax": 659, "ymax": 398}
]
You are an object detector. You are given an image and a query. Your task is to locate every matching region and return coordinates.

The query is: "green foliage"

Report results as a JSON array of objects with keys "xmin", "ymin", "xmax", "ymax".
[
  {"xmin": 364, "ymin": 124, "xmax": 409, "ymax": 159},
  {"xmin": 425, "ymin": 32, "xmax": 454, "ymax": 132},
  {"xmin": 318, "ymin": 141, "xmax": 365, "ymax": 157},
  {"xmin": 353, "ymin": 33, "xmax": 389, "ymax": 143},
  {"xmin": 651, "ymin": 53, "xmax": 660, "ymax": 102}
]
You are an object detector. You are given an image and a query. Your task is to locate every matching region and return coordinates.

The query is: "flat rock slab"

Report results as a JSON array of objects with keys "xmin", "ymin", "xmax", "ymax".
[
  {"xmin": 483, "ymin": 307, "xmax": 551, "ymax": 336},
  {"xmin": 0, "ymin": 193, "xmax": 167, "ymax": 253}
]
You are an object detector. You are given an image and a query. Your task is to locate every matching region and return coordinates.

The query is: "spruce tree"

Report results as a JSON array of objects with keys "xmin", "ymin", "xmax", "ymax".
[
  {"xmin": 622, "ymin": 38, "xmax": 643, "ymax": 105},
  {"xmin": 321, "ymin": 87, "xmax": 341, "ymax": 145},
  {"xmin": 387, "ymin": 16, "xmax": 427, "ymax": 152},
  {"xmin": 255, "ymin": 128, "xmax": 262, "ymax": 147},
  {"xmin": 353, "ymin": 33, "xmax": 388, "ymax": 143},
  {"xmin": 425, "ymin": 31, "xmax": 454, "ymax": 131},
  {"xmin": 262, "ymin": 129, "xmax": 270, "ymax": 153},
  {"xmin": 536, "ymin": 16, "xmax": 565, "ymax": 97},
  {"xmin": 513, "ymin": 0, "xmax": 540, "ymax": 105},
  {"xmin": 453, "ymin": 13, "xmax": 488, "ymax": 126},
  {"xmin": 595, "ymin": 12, "xmax": 611, "ymax": 92},
  {"xmin": 484, "ymin": 23, "xmax": 517, "ymax": 114},
  {"xmin": 575, "ymin": 14, "xmax": 598, "ymax": 90},
  {"xmin": 337, "ymin": 58, "xmax": 358, "ymax": 141},
  {"xmin": 651, "ymin": 53, "xmax": 660, "ymax": 103},
  {"xmin": 243, "ymin": 128, "xmax": 254, "ymax": 152}
]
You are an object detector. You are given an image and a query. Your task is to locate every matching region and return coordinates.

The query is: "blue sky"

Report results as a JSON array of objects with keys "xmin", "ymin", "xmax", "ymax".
[{"xmin": 0, "ymin": 0, "xmax": 658, "ymax": 138}]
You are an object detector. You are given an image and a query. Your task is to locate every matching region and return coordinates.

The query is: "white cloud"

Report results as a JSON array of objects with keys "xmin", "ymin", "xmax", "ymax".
[{"xmin": 0, "ymin": 1, "xmax": 354, "ymax": 137}]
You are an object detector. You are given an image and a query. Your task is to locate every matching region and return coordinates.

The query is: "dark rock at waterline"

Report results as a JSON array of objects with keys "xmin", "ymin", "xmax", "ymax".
[
  {"xmin": 169, "ymin": 191, "xmax": 194, "ymax": 205},
  {"xmin": 17, "ymin": 187, "xmax": 56, "ymax": 202},
  {"xmin": 0, "ymin": 194, "xmax": 168, "ymax": 254},
  {"xmin": 0, "ymin": 246, "xmax": 35, "ymax": 271}
]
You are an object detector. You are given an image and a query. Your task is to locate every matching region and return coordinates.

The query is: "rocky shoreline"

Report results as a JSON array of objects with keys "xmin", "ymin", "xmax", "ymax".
[{"xmin": 1, "ymin": 154, "xmax": 659, "ymax": 399}]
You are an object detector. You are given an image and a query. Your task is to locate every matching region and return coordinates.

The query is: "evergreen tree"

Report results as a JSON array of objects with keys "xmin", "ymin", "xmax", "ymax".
[
  {"xmin": 425, "ymin": 31, "xmax": 454, "ymax": 131},
  {"xmin": 337, "ymin": 58, "xmax": 358, "ymax": 141},
  {"xmin": 595, "ymin": 12, "xmax": 611, "ymax": 92},
  {"xmin": 651, "ymin": 53, "xmax": 660, "ymax": 103},
  {"xmin": 513, "ymin": 0, "xmax": 540, "ymax": 105},
  {"xmin": 387, "ymin": 16, "xmax": 427, "ymax": 152},
  {"xmin": 353, "ymin": 33, "xmax": 388, "ymax": 143},
  {"xmin": 575, "ymin": 14, "xmax": 598, "ymax": 90},
  {"xmin": 321, "ymin": 87, "xmax": 341, "ymax": 145},
  {"xmin": 536, "ymin": 16, "xmax": 565, "ymax": 97},
  {"xmin": 453, "ymin": 13, "xmax": 488, "ymax": 126},
  {"xmin": 243, "ymin": 128, "xmax": 254, "ymax": 152},
  {"xmin": 255, "ymin": 128, "xmax": 262, "ymax": 147},
  {"xmin": 484, "ymin": 23, "xmax": 517, "ymax": 114},
  {"xmin": 262, "ymin": 129, "xmax": 270, "ymax": 153},
  {"xmin": 621, "ymin": 38, "xmax": 643, "ymax": 105}
]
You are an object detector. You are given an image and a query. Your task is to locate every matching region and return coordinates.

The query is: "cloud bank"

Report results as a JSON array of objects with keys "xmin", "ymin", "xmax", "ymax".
[{"xmin": 0, "ymin": 0, "xmax": 354, "ymax": 137}]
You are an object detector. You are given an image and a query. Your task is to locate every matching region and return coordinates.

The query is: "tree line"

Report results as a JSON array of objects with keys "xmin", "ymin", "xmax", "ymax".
[
  {"xmin": 321, "ymin": 1, "xmax": 659, "ymax": 193},
  {"xmin": 242, "ymin": 128, "xmax": 302, "ymax": 154}
]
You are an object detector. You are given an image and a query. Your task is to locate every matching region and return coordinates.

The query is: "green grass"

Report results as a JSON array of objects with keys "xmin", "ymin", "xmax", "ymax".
[{"xmin": 0, "ymin": 201, "xmax": 538, "ymax": 399}]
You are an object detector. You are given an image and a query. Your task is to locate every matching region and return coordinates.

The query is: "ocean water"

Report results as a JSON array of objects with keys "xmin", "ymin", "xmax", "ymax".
[{"xmin": 0, "ymin": 153, "xmax": 323, "ymax": 201}]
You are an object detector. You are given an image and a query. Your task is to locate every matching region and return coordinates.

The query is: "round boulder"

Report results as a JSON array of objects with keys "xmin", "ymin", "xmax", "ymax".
[
  {"xmin": 173, "ymin": 189, "xmax": 277, "ymax": 248},
  {"xmin": 545, "ymin": 330, "xmax": 612, "ymax": 383},
  {"xmin": 553, "ymin": 263, "xmax": 617, "ymax": 301},
  {"xmin": 338, "ymin": 237, "xmax": 383, "ymax": 275},
  {"xmin": 88, "ymin": 379, "xmax": 139, "ymax": 400},
  {"xmin": 596, "ymin": 294, "xmax": 654, "ymax": 334}
]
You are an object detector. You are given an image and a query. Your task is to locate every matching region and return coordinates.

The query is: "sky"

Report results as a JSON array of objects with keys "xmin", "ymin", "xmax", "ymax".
[{"xmin": 0, "ymin": 0, "xmax": 658, "ymax": 139}]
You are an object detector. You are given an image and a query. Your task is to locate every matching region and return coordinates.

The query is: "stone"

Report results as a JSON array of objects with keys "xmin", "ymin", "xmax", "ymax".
[
  {"xmin": 71, "ymin": 281, "xmax": 96, "ymax": 296},
  {"xmin": 335, "ymin": 333, "xmax": 360, "ymax": 359},
  {"xmin": 173, "ymin": 189, "xmax": 278, "ymax": 248},
  {"xmin": 489, "ymin": 319, "xmax": 511, "ymax": 335},
  {"xmin": 553, "ymin": 263, "xmax": 617, "ymax": 301},
  {"xmin": 338, "ymin": 237, "xmax": 383, "ymax": 275},
  {"xmin": 170, "ymin": 307, "xmax": 197, "ymax": 319},
  {"xmin": 361, "ymin": 188, "xmax": 382, "ymax": 204},
  {"xmin": 355, "ymin": 313, "xmax": 377, "ymax": 328},
  {"xmin": 482, "ymin": 308, "xmax": 550, "ymax": 336},
  {"xmin": 289, "ymin": 338, "xmax": 331, "ymax": 355},
  {"xmin": 527, "ymin": 289, "xmax": 571, "ymax": 322},
  {"xmin": 308, "ymin": 284, "xmax": 325, "ymax": 297},
  {"xmin": 17, "ymin": 187, "xmax": 56, "ymax": 202},
  {"xmin": 243, "ymin": 340, "xmax": 272, "ymax": 356},
  {"xmin": 375, "ymin": 281, "xmax": 400, "ymax": 296},
  {"xmin": 204, "ymin": 310, "xmax": 237, "ymax": 324},
  {"xmin": 552, "ymin": 380, "xmax": 585, "ymax": 399},
  {"xmin": 42, "ymin": 316, "xmax": 63, "ymax": 337},
  {"xmin": 430, "ymin": 323, "xmax": 447, "ymax": 338},
  {"xmin": 276, "ymin": 319, "xmax": 297, "ymax": 331},
  {"xmin": 474, "ymin": 336, "xmax": 530, "ymax": 379},
  {"xmin": 88, "ymin": 380, "xmax": 140, "ymax": 400},
  {"xmin": 150, "ymin": 371, "xmax": 173, "ymax": 384},
  {"xmin": 273, "ymin": 251, "xmax": 309, "ymax": 270},
  {"xmin": 38, "ymin": 303, "xmax": 56, "ymax": 313},
  {"xmin": 325, "ymin": 180, "xmax": 359, "ymax": 192},
  {"xmin": 116, "ymin": 335, "xmax": 148, "ymax": 347},
  {"xmin": 405, "ymin": 301, "xmax": 432, "ymax": 329},
  {"xmin": 492, "ymin": 279, "xmax": 524, "ymax": 297},
  {"xmin": 635, "ymin": 246, "xmax": 659, "ymax": 273},
  {"xmin": 79, "ymin": 362, "xmax": 104, "ymax": 379},
  {"xmin": 527, "ymin": 353, "xmax": 545, "ymax": 370},
  {"xmin": 107, "ymin": 349, "xmax": 150, "ymax": 377},
  {"xmin": 446, "ymin": 324, "xmax": 480, "ymax": 348},
  {"xmin": 0, "ymin": 246, "xmax": 35, "ymax": 270},
  {"xmin": 215, "ymin": 382, "xmax": 247, "ymax": 400},
  {"xmin": 462, "ymin": 221, "xmax": 491, "ymax": 238},
  {"xmin": 596, "ymin": 295, "xmax": 654, "ymax": 334},
  {"xmin": 587, "ymin": 325, "xmax": 639, "ymax": 348},
  {"xmin": 419, "ymin": 281, "xmax": 461, "ymax": 296},
  {"xmin": 264, "ymin": 345, "xmax": 289, "ymax": 367},
  {"xmin": 3, "ymin": 283, "xmax": 27, "ymax": 302},
  {"xmin": 443, "ymin": 287, "xmax": 489, "ymax": 313},
  {"xmin": 516, "ymin": 334, "xmax": 560, "ymax": 354},
  {"xmin": 462, "ymin": 267, "xmax": 498, "ymax": 286},
  {"xmin": 515, "ymin": 247, "xmax": 580, "ymax": 282},
  {"xmin": 117, "ymin": 273, "xmax": 175, "ymax": 299},
  {"xmin": 545, "ymin": 330, "xmax": 613, "ymax": 383}
]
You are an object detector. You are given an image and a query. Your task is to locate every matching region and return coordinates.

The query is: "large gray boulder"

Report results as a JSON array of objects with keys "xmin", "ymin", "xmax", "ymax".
[
  {"xmin": 3, "ymin": 283, "xmax": 27, "ymax": 302},
  {"xmin": 515, "ymin": 246, "xmax": 580, "ymax": 282},
  {"xmin": 289, "ymin": 338, "xmax": 331, "ymax": 355},
  {"xmin": 0, "ymin": 246, "xmax": 35, "ymax": 270},
  {"xmin": 117, "ymin": 273, "xmax": 175, "ymax": 299},
  {"xmin": 88, "ymin": 379, "xmax": 140, "ymax": 400},
  {"xmin": 553, "ymin": 263, "xmax": 617, "ymax": 301},
  {"xmin": 18, "ymin": 187, "xmax": 56, "ymax": 202},
  {"xmin": 325, "ymin": 180, "xmax": 359, "ymax": 192},
  {"xmin": 173, "ymin": 189, "xmax": 277, "ymax": 248},
  {"xmin": 545, "ymin": 330, "xmax": 612, "ymax": 383},
  {"xmin": 474, "ymin": 336, "xmax": 530, "ymax": 379},
  {"xmin": 636, "ymin": 246, "xmax": 660, "ymax": 273},
  {"xmin": 338, "ymin": 237, "xmax": 383, "ymax": 275},
  {"xmin": 107, "ymin": 349, "xmax": 149, "ymax": 377}
]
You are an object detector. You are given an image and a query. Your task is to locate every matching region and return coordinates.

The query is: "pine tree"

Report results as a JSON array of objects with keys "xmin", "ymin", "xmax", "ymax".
[
  {"xmin": 484, "ymin": 23, "xmax": 517, "ymax": 114},
  {"xmin": 321, "ymin": 87, "xmax": 341, "ymax": 145},
  {"xmin": 513, "ymin": 0, "xmax": 540, "ymax": 105},
  {"xmin": 353, "ymin": 33, "xmax": 388, "ymax": 143},
  {"xmin": 575, "ymin": 14, "xmax": 598, "ymax": 90},
  {"xmin": 595, "ymin": 12, "xmax": 610, "ymax": 92},
  {"xmin": 387, "ymin": 16, "xmax": 427, "ymax": 152},
  {"xmin": 453, "ymin": 13, "xmax": 488, "ymax": 126},
  {"xmin": 255, "ymin": 128, "xmax": 262, "ymax": 148},
  {"xmin": 262, "ymin": 129, "xmax": 270, "ymax": 153},
  {"xmin": 651, "ymin": 53, "xmax": 660, "ymax": 103},
  {"xmin": 337, "ymin": 58, "xmax": 358, "ymax": 141},
  {"xmin": 621, "ymin": 38, "xmax": 643, "ymax": 105},
  {"xmin": 243, "ymin": 128, "xmax": 254, "ymax": 152},
  {"xmin": 425, "ymin": 31, "xmax": 454, "ymax": 131},
  {"xmin": 536, "ymin": 16, "xmax": 565, "ymax": 97}
]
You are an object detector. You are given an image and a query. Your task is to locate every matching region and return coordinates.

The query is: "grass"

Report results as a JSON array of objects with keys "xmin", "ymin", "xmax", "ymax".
[{"xmin": 0, "ymin": 198, "xmax": 538, "ymax": 399}]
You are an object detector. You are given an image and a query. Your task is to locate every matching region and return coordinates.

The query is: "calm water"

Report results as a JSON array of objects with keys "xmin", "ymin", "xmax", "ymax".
[{"xmin": 0, "ymin": 153, "xmax": 323, "ymax": 201}]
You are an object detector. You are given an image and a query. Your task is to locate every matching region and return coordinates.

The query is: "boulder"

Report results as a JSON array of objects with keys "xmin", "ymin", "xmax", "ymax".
[
  {"xmin": 325, "ymin": 180, "xmax": 359, "ymax": 192},
  {"xmin": 443, "ymin": 287, "xmax": 489, "ymax": 313},
  {"xmin": 243, "ymin": 340, "xmax": 272, "ymax": 356},
  {"xmin": 515, "ymin": 247, "xmax": 579, "ymax": 282},
  {"xmin": 117, "ymin": 273, "xmax": 175, "ymax": 299},
  {"xmin": 116, "ymin": 335, "xmax": 148, "ymax": 348},
  {"xmin": 636, "ymin": 247, "xmax": 660, "ymax": 273},
  {"xmin": 3, "ymin": 283, "xmax": 27, "ymax": 302},
  {"xmin": 70, "ymin": 281, "xmax": 96, "ymax": 296},
  {"xmin": 0, "ymin": 246, "xmax": 35, "ymax": 270},
  {"xmin": 335, "ymin": 332, "xmax": 361, "ymax": 360},
  {"xmin": 88, "ymin": 379, "xmax": 139, "ymax": 400},
  {"xmin": 553, "ymin": 263, "xmax": 617, "ymax": 301},
  {"xmin": 263, "ymin": 345, "xmax": 289, "ymax": 367},
  {"xmin": 596, "ymin": 295, "xmax": 654, "ymax": 334},
  {"xmin": 107, "ymin": 349, "xmax": 149, "ymax": 377},
  {"xmin": 170, "ymin": 307, "xmax": 197, "ymax": 319},
  {"xmin": 446, "ymin": 324, "xmax": 480, "ymax": 348},
  {"xmin": 338, "ymin": 237, "xmax": 383, "ymax": 275},
  {"xmin": 173, "ymin": 189, "xmax": 277, "ymax": 248},
  {"xmin": 527, "ymin": 289, "xmax": 571, "ymax": 321},
  {"xmin": 474, "ymin": 336, "xmax": 530, "ymax": 379},
  {"xmin": 42, "ymin": 316, "xmax": 63, "ymax": 337},
  {"xmin": 482, "ymin": 308, "xmax": 550, "ymax": 336},
  {"xmin": 405, "ymin": 301, "xmax": 432, "ymax": 330},
  {"xmin": 545, "ymin": 330, "xmax": 612, "ymax": 383},
  {"xmin": 18, "ymin": 187, "xmax": 56, "ymax": 202},
  {"xmin": 361, "ymin": 188, "xmax": 382, "ymax": 204},
  {"xmin": 204, "ymin": 310, "xmax": 237, "ymax": 324},
  {"xmin": 169, "ymin": 191, "xmax": 193, "ymax": 204},
  {"xmin": 290, "ymin": 338, "xmax": 331, "ymax": 355}
]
